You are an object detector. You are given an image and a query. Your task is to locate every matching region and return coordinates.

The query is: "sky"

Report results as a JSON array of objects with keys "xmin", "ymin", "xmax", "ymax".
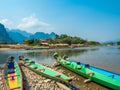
[{"xmin": 0, "ymin": 0, "xmax": 120, "ymax": 42}]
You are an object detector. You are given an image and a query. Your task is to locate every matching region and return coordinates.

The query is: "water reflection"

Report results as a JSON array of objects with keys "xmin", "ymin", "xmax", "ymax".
[
  {"xmin": 26, "ymin": 49, "xmax": 88, "ymax": 58},
  {"xmin": 0, "ymin": 52, "xmax": 10, "ymax": 64},
  {"xmin": 25, "ymin": 48, "xmax": 93, "ymax": 64},
  {"xmin": 118, "ymin": 47, "xmax": 120, "ymax": 49},
  {"xmin": 1, "ymin": 46, "xmax": 120, "ymax": 74},
  {"xmin": 0, "ymin": 47, "xmax": 99, "ymax": 65}
]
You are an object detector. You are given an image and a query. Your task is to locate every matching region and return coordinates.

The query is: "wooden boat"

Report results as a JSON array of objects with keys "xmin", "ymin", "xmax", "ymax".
[
  {"xmin": 2, "ymin": 58, "xmax": 23, "ymax": 90},
  {"xmin": 19, "ymin": 57, "xmax": 73, "ymax": 83},
  {"xmin": 53, "ymin": 53, "xmax": 120, "ymax": 90},
  {"xmin": 68, "ymin": 60, "xmax": 120, "ymax": 81}
]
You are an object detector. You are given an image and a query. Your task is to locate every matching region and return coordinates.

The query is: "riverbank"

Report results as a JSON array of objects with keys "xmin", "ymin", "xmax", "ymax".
[
  {"xmin": 0, "ymin": 44, "xmax": 50, "ymax": 50},
  {"xmin": 0, "ymin": 63, "xmax": 109, "ymax": 90},
  {"xmin": 0, "ymin": 48, "xmax": 13, "ymax": 50},
  {"xmin": 0, "ymin": 44, "xmax": 99, "ymax": 50}
]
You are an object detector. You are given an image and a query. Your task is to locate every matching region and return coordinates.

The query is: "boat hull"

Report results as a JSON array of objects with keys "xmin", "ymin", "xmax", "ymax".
[
  {"xmin": 53, "ymin": 54, "xmax": 120, "ymax": 90},
  {"xmin": 68, "ymin": 60, "xmax": 120, "ymax": 81},
  {"xmin": 2, "ymin": 61, "xmax": 23, "ymax": 90},
  {"xmin": 20, "ymin": 59, "xmax": 73, "ymax": 83}
]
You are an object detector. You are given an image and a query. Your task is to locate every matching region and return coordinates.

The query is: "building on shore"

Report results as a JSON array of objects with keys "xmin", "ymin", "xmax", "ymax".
[{"xmin": 40, "ymin": 39, "xmax": 50, "ymax": 46}]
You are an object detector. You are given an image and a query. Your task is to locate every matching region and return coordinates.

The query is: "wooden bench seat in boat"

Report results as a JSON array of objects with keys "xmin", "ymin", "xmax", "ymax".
[
  {"xmin": 9, "ymin": 86, "xmax": 21, "ymax": 90},
  {"xmin": 87, "ymin": 72, "xmax": 94, "ymax": 75},
  {"xmin": 4, "ymin": 74, "xmax": 20, "ymax": 79},
  {"xmin": 54, "ymin": 74, "xmax": 61, "ymax": 77}
]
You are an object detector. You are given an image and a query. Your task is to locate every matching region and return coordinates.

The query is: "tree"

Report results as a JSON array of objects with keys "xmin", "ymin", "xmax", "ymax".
[
  {"xmin": 61, "ymin": 37, "xmax": 72, "ymax": 45},
  {"xmin": 48, "ymin": 34, "xmax": 100, "ymax": 45},
  {"xmin": 88, "ymin": 41, "xmax": 100, "ymax": 45},
  {"xmin": 117, "ymin": 41, "xmax": 120, "ymax": 45},
  {"xmin": 23, "ymin": 39, "xmax": 39, "ymax": 46},
  {"xmin": 55, "ymin": 34, "xmax": 59, "ymax": 39},
  {"xmin": 60, "ymin": 34, "xmax": 68, "ymax": 39}
]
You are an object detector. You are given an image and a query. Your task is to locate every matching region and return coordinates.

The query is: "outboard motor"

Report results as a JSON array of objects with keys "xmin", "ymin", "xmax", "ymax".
[
  {"xmin": 77, "ymin": 62, "xmax": 81, "ymax": 65},
  {"xmin": 63, "ymin": 55, "xmax": 68, "ymax": 60},
  {"xmin": 8, "ymin": 56, "xmax": 15, "ymax": 61},
  {"xmin": 53, "ymin": 52, "xmax": 59, "ymax": 59},
  {"xmin": 19, "ymin": 56, "xmax": 24, "ymax": 60},
  {"xmin": 19, "ymin": 56, "xmax": 25, "ymax": 64}
]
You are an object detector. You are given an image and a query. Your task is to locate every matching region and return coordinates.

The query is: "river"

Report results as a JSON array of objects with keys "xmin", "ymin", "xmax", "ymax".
[{"xmin": 0, "ymin": 46, "xmax": 120, "ymax": 74}]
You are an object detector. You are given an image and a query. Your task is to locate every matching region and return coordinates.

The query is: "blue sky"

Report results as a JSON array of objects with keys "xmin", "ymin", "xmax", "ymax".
[{"xmin": 0, "ymin": 0, "xmax": 120, "ymax": 42}]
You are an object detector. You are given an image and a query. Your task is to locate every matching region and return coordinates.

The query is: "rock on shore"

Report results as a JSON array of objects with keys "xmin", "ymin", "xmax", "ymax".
[{"xmin": 0, "ymin": 68, "xmax": 4, "ymax": 90}]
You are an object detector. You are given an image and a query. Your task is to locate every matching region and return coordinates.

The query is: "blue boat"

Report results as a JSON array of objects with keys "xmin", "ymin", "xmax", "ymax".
[
  {"xmin": 68, "ymin": 60, "xmax": 120, "ymax": 81},
  {"xmin": 53, "ymin": 53, "xmax": 120, "ymax": 90}
]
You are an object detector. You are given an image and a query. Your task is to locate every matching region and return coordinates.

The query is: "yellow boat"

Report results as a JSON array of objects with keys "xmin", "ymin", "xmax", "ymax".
[{"xmin": 2, "ymin": 57, "xmax": 23, "ymax": 90}]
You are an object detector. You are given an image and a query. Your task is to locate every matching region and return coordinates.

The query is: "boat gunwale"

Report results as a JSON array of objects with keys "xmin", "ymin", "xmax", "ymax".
[
  {"xmin": 68, "ymin": 60, "xmax": 120, "ymax": 76},
  {"xmin": 61, "ymin": 59, "xmax": 120, "ymax": 83},
  {"xmin": 68, "ymin": 60, "xmax": 120, "ymax": 81},
  {"xmin": 61, "ymin": 62, "xmax": 120, "ymax": 89},
  {"xmin": 21, "ymin": 61, "xmax": 73, "ymax": 83},
  {"xmin": 54, "ymin": 55, "xmax": 120, "ymax": 90}
]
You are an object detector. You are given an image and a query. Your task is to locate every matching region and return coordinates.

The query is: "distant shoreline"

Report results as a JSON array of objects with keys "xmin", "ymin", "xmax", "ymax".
[
  {"xmin": 0, "ymin": 48, "xmax": 13, "ymax": 50},
  {"xmin": 0, "ymin": 44, "xmax": 116, "ymax": 51},
  {"xmin": 0, "ymin": 44, "xmax": 101, "ymax": 50}
]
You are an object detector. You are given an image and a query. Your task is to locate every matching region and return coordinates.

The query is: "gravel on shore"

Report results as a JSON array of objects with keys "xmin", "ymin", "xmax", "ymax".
[{"xmin": 0, "ymin": 67, "xmax": 4, "ymax": 90}]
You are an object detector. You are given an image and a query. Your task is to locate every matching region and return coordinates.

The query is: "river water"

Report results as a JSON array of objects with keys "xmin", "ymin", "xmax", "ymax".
[{"xmin": 0, "ymin": 46, "xmax": 120, "ymax": 74}]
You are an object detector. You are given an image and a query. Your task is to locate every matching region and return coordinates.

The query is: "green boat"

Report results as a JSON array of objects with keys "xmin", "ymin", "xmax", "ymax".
[
  {"xmin": 53, "ymin": 53, "xmax": 120, "ymax": 90},
  {"xmin": 19, "ymin": 57, "xmax": 73, "ymax": 83},
  {"xmin": 2, "ymin": 58, "xmax": 23, "ymax": 90}
]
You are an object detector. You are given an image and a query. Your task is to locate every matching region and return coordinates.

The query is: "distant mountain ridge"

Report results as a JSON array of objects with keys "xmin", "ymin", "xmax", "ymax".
[
  {"xmin": 7, "ymin": 29, "xmax": 32, "ymax": 43},
  {"xmin": 102, "ymin": 39, "xmax": 120, "ymax": 44},
  {"xmin": 0, "ymin": 23, "xmax": 56, "ymax": 43},
  {"xmin": 9, "ymin": 29, "xmax": 32, "ymax": 38},
  {"xmin": 0, "ymin": 23, "xmax": 13, "ymax": 43},
  {"xmin": 7, "ymin": 30, "xmax": 27, "ymax": 43},
  {"xmin": 7, "ymin": 29, "xmax": 56, "ymax": 43},
  {"xmin": 29, "ymin": 32, "xmax": 55, "ymax": 39}
]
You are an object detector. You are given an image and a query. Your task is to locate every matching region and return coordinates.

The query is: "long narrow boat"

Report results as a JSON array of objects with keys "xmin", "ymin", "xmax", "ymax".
[
  {"xmin": 53, "ymin": 53, "xmax": 120, "ymax": 90},
  {"xmin": 68, "ymin": 60, "xmax": 120, "ymax": 81},
  {"xmin": 19, "ymin": 57, "xmax": 73, "ymax": 83},
  {"xmin": 2, "ymin": 59, "xmax": 23, "ymax": 90}
]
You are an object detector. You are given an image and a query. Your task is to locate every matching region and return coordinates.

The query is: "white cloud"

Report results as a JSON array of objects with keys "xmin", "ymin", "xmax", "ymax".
[
  {"xmin": 17, "ymin": 15, "xmax": 55, "ymax": 33},
  {"xmin": 0, "ymin": 15, "xmax": 55, "ymax": 33},
  {"xmin": 0, "ymin": 19, "xmax": 13, "ymax": 28}
]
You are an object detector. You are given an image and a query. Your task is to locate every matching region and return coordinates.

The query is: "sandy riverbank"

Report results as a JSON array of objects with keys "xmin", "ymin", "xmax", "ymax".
[
  {"xmin": 0, "ymin": 44, "xmax": 92, "ymax": 50},
  {"xmin": 0, "ymin": 48, "xmax": 13, "ymax": 50}
]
